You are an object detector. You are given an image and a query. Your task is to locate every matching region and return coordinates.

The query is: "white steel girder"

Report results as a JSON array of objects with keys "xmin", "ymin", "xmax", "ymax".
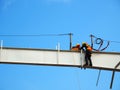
[{"xmin": 0, "ymin": 47, "xmax": 120, "ymax": 71}]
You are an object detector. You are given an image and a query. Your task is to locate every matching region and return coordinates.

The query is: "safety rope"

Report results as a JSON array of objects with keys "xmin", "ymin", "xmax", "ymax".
[
  {"xmin": 75, "ymin": 69, "xmax": 81, "ymax": 90},
  {"xmin": 72, "ymin": 52, "xmax": 81, "ymax": 90}
]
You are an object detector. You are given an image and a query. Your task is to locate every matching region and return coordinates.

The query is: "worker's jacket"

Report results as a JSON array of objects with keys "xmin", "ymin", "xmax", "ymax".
[
  {"xmin": 72, "ymin": 45, "xmax": 80, "ymax": 51},
  {"xmin": 81, "ymin": 44, "xmax": 92, "ymax": 52},
  {"xmin": 86, "ymin": 44, "xmax": 92, "ymax": 51}
]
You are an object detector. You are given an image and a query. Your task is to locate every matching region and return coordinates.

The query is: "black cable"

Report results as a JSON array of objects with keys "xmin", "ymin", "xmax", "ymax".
[
  {"xmin": 90, "ymin": 34, "xmax": 110, "ymax": 51},
  {"xmin": 104, "ymin": 40, "xmax": 120, "ymax": 44},
  {"xmin": 91, "ymin": 34, "xmax": 120, "ymax": 44},
  {"xmin": 0, "ymin": 33, "xmax": 72, "ymax": 37}
]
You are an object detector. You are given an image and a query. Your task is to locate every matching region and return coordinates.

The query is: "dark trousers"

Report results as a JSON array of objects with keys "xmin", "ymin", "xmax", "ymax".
[{"xmin": 85, "ymin": 51, "xmax": 92, "ymax": 66}]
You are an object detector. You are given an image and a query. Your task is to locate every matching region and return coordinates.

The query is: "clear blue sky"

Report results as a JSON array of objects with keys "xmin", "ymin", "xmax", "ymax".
[{"xmin": 0, "ymin": 0, "xmax": 120, "ymax": 90}]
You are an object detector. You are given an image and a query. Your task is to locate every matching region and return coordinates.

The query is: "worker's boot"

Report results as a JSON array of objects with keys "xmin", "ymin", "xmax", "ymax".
[
  {"xmin": 89, "ymin": 64, "xmax": 92, "ymax": 66},
  {"xmin": 89, "ymin": 61, "xmax": 92, "ymax": 66},
  {"xmin": 83, "ymin": 64, "xmax": 88, "ymax": 67},
  {"xmin": 83, "ymin": 64, "xmax": 88, "ymax": 69}
]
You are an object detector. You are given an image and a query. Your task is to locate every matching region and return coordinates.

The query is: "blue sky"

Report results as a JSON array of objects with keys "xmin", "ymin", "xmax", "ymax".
[{"xmin": 0, "ymin": 0, "xmax": 120, "ymax": 90}]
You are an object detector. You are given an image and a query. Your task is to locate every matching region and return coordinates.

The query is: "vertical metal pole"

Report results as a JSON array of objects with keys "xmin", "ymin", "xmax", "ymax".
[
  {"xmin": 1, "ymin": 40, "xmax": 3, "ymax": 49},
  {"xmin": 0, "ymin": 40, "xmax": 3, "ymax": 61},
  {"xmin": 96, "ymin": 70, "xmax": 101, "ymax": 86},
  {"xmin": 56, "ymin": 43, "xmax": 60, "ymax": 64},
  {"xmin": 90, "ymin": 34, "xmax": 94, "ymax": 48},
  {"xmin": 110, "ymin": 61, "xmax": 120, "ymax": 89},
  {"xmin": 69, "ymin": 33, "xmax": 73, "ymax": 50},
  {"xmin": 80, "ymin": 50, "xmax": 83, "ymax": 69},
  {"xmin": 110, "ymin": 71, "xmax": 115, "ymax": 89}
]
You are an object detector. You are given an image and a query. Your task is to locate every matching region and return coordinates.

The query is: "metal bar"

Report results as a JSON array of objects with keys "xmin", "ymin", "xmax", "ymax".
[
  {"xmin": 110, "ymin": 61, "xmax": 120, "ymax": 89},
  {"xmin": 1, "ymin": 47, "xmax": 120, "ymax": 72},
  {"xmin": 0, "ymin": 40, "xmax": 3, "ymax": 50},
  {"xmin": 115, "ymin": 61, "xmax": 120, "ymax": 69},
  {"xmin": 0, "ymin": 40, "xmax": 3, "ymax": 61},
  {"xmin": 110, "ymin": 71, "xmax": 115, "ymax": 89},
  {"xmin": 96, "ymin": 70, "xmax": 101, "ymax": 86},
  {"xmin": 57, "ymin": 43, "xmax": 60, "ymax": 64},
  {"xmin": 69, "ymin": 33, "xmax": 73, "ymax": 50},
  {"xmin": 80, "ymin": 50, "xmax": 83, "ymax": 69}
]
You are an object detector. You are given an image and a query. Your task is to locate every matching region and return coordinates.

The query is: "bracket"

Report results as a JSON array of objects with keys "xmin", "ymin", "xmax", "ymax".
[{"xmin": 110, "ymin": 61, "xmax": 120, "ymax": 89}]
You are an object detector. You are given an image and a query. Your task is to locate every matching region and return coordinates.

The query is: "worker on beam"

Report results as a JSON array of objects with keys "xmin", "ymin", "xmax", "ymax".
[
  {"xmin": 81, "ymin": 42, "xmax": 93, "ymax": 67},
  {"xmin": 71, "ymin": 43, "xmax": 81, "ymax": 51}
]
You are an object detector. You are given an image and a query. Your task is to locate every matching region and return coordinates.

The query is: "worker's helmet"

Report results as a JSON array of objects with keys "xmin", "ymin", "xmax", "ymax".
[
  {"xmin": 76, "ymin": 43, "xmax": 80, "ymax": 46},
  {"xmin": 76, "ymin": 43, "xmax": 80, "ymax": 48},
  {"xmin": 82, "ymin": 42, "xmax": 87, "ymax": 45}
]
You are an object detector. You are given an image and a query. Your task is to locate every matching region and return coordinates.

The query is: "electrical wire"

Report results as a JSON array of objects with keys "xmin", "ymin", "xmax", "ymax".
[
  {"xmin": 0, "ymin": 33, "xmax": 73, "ymax": 37},
  {"xmin": 104, "ymin": 40, "xmax": 120, "ymax": 44}
]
